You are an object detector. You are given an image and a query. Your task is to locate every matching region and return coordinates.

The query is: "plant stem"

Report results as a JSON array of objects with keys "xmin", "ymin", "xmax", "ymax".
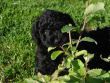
[
  {"xmin": 76, "ymin": 0, "xmax": 90, "ymax": 82},
  {"xmin": 85, "ymin": 62, "xmax": 88, "ymax": 83},
  {"xmin": 60, "ymin": 46, "xmax": 66, "ymax": 54},
  {"xmin": 76, "ymin": 16, "xmax": 87, "ymax": 47},
  {"xmin": 69, "ymin": 31, "xmax": 74, "ymax": 55},
  {"xmin": 69, "ymin": 31, "xmax": 72, "ymax": 48},
  {"xmin": 60, "ymin": 31, "xmax": 74, "ymax": 56},
  {"xmin": 87, "ymin": 0, "xmax": 90, "ymax": 7},
  {"xmin": 76, "ymin": 0, "xmax": 89, "ymax": 48}
]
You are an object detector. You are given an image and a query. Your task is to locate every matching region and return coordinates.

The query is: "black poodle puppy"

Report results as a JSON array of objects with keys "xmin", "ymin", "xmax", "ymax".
[
  {"xmin": 31, "ymin": 9, "xmax": 110, "ymax": 75},
  {"xmin": 31, "ymin": 9, "xmax": 75, "ymax": 75}
]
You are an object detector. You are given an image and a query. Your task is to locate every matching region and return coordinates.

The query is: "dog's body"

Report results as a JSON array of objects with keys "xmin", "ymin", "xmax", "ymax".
[
  {"xmin": 78, "ymin": 27, "xmax": 110, "ymax": 71},
  {"xmin": 31, "ymin": 9, "xmax": 75, "ymax": 75},
  {"xmin": 31, "ymin": 9, "xmax": 110, "ymax": 75}
]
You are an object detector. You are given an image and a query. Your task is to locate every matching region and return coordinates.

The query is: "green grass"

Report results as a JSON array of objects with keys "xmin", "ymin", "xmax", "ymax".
[{"xmin": 0, "ymin": 0, "xmax": 110, "ymax": 82}]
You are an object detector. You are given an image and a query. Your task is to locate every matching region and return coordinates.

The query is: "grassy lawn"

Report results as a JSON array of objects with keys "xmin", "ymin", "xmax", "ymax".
[{"xmin": 0, "ymin": 0, "xmax": 110, "ymax": 82}]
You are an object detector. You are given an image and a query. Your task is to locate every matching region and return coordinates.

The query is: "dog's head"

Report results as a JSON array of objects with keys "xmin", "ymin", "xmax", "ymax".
[{"xmin": 32, "ymin": 9, "xmax": 75, "ymax": 47}]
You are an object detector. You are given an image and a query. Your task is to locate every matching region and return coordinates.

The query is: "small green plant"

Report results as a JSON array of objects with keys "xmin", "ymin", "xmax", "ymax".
[{"xmin": 25, "ymin": 0, "xmax": 110, "ymax": 83}]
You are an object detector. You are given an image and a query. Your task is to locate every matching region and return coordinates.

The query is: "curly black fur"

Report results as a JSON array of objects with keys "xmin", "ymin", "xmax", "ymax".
[
  {"xmin": 31, "ymin": 9, "xmax": 110, "ymax": 75},
  {"xmin": 31, "ymin": 9, "xmax": 75, "ymax": 75}
]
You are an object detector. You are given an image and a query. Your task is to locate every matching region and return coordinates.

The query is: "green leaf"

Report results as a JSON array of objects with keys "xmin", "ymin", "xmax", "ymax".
[
  {"xmin": 62, "ymin": 39, "xmax": 78, "ymax": 47},
  {"xmin": 58, "ymin": 75, "xmax": 81, "ymax": 83},
  {"xmin": 48, "ymin": 47, "xmax": 56, "ymax": 52},
  {"xmin": 58, "ymin": 75, "xmax": 70, "ymax": 82},
  {"xmin": 61, "ymin": 25, "xmax": 74, "ymax": 33},
  {"xmin": 44, "ymin": 75, "xmax": 51, "ymax": 82},
  {"xmin": 87, "ymin": 76, "xmax": 104, "ymax": 83},
  {"xmin": 51, "ymin": 51, "xmax": 63, "ymax": 60},
  {"xmin": 71, "ymin": 59, "xmax": 85, "ymax": 77},
  {"xmin": 65, "ymin": 52, "xmax": 72, "ymax": 56},
  {"xmin": 77, "ymin": 60, "xmax": 85, "ymax": 77},
  {"xmin": 100, "ymin": 55, "xmax": 110, "ymax": 62},
  {"xmin": 81, "ymin": 37, "xmax": 97, "ymax": 44},
  {"xmin": 84, "ymin": 2, "xmax": 105, "ymax": 16},
  {"xmin": 66, "ymin": 61, "xmax": 71, "ymax": 68},
  {"xmin": 88, "ymin": 69, "xmax": 105, "ymax": 77},
  {"xmin": 88, "ymin": 69, "xmax": 110, "ymax": 79},
  {"xmin": 50, "ymin": 80, "xmax": 66, "ymax": 83},
  {"xmin": 75, "ymin": 50, "xmax": 88, "ymax": 57},
  {"xmin": 66, "ymin": 55, "xmax": 73, "ymax": 68},
  {"xmin": 70, "ymin": 46, "xmax": 76, "ymax": 51},
  {"xmin": 83, "ymin": 53, "xmax": 94, "ymax": 63},
  {"xmin": 69, "ymin": 27, "xmax": 82, "ymax": 33},
  {"xmin": 25, "ymin": 78, "xmax": 40, "ymax": 83}
]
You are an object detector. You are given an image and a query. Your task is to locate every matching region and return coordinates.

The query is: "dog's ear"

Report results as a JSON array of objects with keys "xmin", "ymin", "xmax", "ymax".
[{"xmin": 31, "ymin": 18, "xmax": 41, "ymax": 45}]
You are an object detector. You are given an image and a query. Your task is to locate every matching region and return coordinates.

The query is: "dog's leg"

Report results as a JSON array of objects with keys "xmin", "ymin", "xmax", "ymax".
[{"xmin": 35, "ymin": 46, "xmax": 59, "ymax": 75}]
